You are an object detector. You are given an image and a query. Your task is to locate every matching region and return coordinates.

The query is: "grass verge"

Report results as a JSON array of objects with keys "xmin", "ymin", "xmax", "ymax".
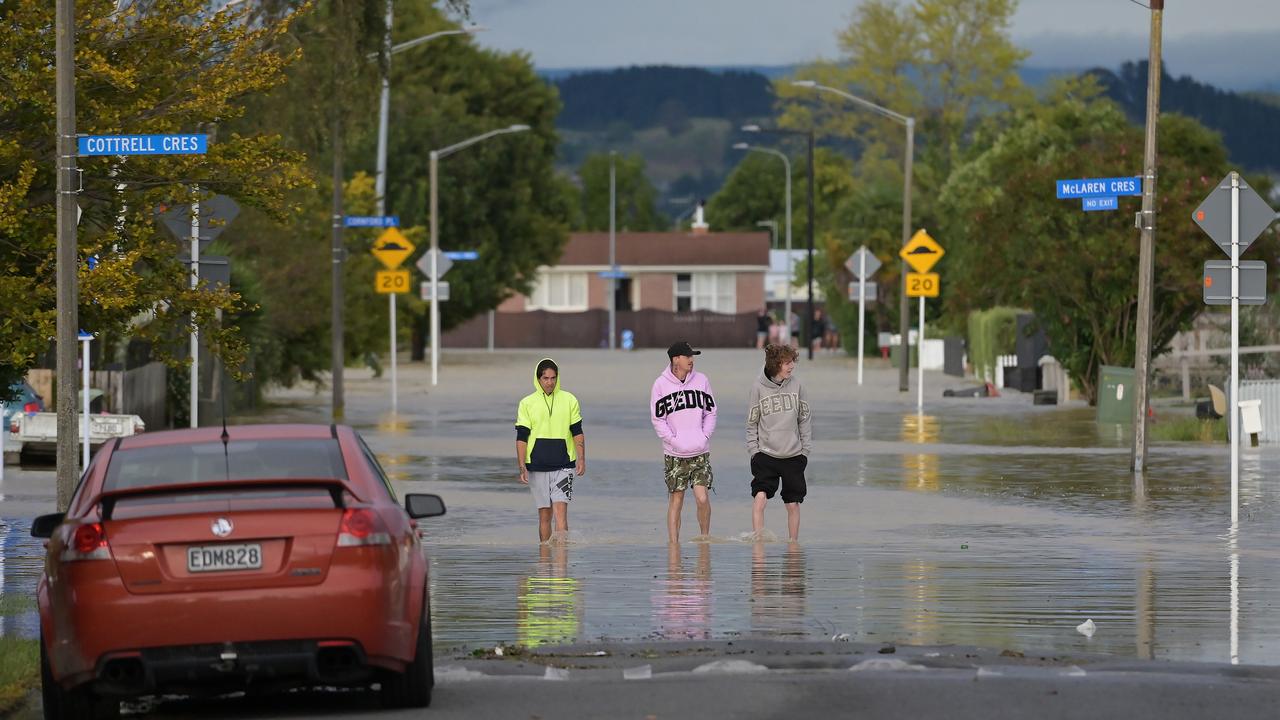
[
  {"xmin": 0, "ymin": 594, "xmax": 40, "ymax": 713},
  {"xmin": 0, "ymin": 637, "xmax": 39, "ymax": 714},
  {"xmin": 1150, "ymin": 416, "xmax": 1226, "ymax": 442}
]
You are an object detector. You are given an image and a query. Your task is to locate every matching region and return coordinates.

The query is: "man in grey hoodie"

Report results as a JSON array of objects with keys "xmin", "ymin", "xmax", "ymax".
[{"xmin": 746, "ymin": 343, "xmax": 812, "ymax": 541}]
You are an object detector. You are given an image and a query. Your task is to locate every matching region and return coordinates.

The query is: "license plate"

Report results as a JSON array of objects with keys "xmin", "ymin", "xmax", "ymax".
[{"xmin": 187, "ymin": 543, "xmax": 263, "ymax": 573}]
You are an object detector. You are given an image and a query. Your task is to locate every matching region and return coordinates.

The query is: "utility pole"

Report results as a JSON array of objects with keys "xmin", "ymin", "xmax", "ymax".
[
  {"xmin": 55, "ymin": 0, "xmax": 78, "ymax": 511},
  {"xmin": 1131, "ymin": 0, "xmax": 1163, "ymax": 472},
  {"xmin": 331, "ymin": 114, "xmax": 345, "ymax": 421},
  {"xmin": 609, "ymin": 151, "xmax": 617, "ymax": 350},
  {"xmin": 899, "ymin": 119, "xmax": 914, "ymax": 393}
]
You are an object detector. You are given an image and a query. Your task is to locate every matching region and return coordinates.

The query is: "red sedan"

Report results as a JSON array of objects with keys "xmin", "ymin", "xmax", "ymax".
[{"xmin": 32, "ymin": 424, "xmax": 446, "ymax": 719}]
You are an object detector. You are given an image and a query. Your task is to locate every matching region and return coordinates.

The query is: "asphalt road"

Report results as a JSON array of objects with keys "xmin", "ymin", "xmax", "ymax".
[{"xmin": 10, "ymin": 640, "xmax": 1280, "ymax": 719}]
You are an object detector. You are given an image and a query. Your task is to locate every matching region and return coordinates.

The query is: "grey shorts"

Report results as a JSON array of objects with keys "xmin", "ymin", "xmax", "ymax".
[{"xmin": 529, "ymin": 468, "xmax": 573, "ymax": 508}]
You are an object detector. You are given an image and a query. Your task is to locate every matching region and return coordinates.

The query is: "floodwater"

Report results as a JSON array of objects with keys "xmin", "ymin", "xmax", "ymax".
[{"xmin": 4, "ymin": 367, "xmax": 1279, "ymax": 670}]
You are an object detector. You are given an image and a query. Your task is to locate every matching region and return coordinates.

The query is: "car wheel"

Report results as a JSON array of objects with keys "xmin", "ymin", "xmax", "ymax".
[
  {"xmin": 381, "ymin": 594, "xmax": 434, "ymax": 708},
  {"xmin": 41, "ymin": 632, "xmax": 116, "ymax": 720}
]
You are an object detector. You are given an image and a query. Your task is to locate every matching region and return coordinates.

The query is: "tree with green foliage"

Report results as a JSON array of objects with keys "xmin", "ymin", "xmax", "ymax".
[
  {"xmin": 228, "ymin": 1, "xmax": 572, "ymax": 372},
  {"xmin": 770, "ymin": 0, "xmax": 1032, "ymax": 352},
  {"xmin": 0, "ymin": 0, "xmax": 310, "ymax": 392},
  {"xmin": 576, "ymin": 153, "xmax": 666, "ymax": 232},
  {"xmin": 938, "ymin": 85, "xmax": 1276, "ymax": 402}
]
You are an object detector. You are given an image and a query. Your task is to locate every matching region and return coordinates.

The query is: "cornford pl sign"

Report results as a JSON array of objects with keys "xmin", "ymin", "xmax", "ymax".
[{"xmin": 78, "ymin": 134, "xmax": 208, "ymax": 156}]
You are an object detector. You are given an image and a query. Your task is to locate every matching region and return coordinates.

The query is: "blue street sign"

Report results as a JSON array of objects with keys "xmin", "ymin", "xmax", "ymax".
[
  {"xmin": 442, "ymin": 251, "xmax": 479, "ymax": 260},
  {"xmin": 77, "ymin": 330, "xmax": 93, "ymax": 341},
  {"xmin": 344, "ymin": 215, "xmax": 399, "ymax": 228},
  {"xmin": 598, "ymin": 270, "xmax": 628, "ymax": 279},
  {"xmin": 1082, "ymin": 196, "xmax": 1118, "ymax": 212},
  {"xmin": 78, "ymin": 134, "xmax": 207, "ymax": 156},
  {"xmin": 1056, "ymin": 176, "xmax": 1141, "ymax": 199}
]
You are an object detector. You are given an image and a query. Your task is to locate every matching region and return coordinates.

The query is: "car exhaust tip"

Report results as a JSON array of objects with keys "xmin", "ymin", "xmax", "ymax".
[
  {"xmin": 99, "ymin": 657, "xmax": 146, "ymax": 692},
  {"xmin": 315, "ymin": 646, "xmax": 361, "ymax": 681}
]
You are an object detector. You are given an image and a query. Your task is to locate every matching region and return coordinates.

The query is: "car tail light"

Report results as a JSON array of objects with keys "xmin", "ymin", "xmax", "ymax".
[
  {"xmin": 61, "ymin": 522, "xmax": 110, "ymax": 561},
  {"xmin": 7, "ymin": 419, "xmax": 16, "ymax": 434},
  {"xmin": 23, "ymin": 402, "xmax": 40, "ymax": 414},
  {"xmin": 337, "ymin": 508, "xmax": 391, "ymax": 547}
]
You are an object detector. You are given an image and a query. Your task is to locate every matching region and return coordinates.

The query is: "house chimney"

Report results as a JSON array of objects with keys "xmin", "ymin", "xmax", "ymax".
[{"xmin": 691, "ymin": 199, "xmax": 709, "ymax": 235}]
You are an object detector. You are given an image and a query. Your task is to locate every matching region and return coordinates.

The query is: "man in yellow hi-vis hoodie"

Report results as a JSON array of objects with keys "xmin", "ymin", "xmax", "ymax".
[{"xmin": 516, "ymin": 358, "xmax": 586, "ymax": 542}]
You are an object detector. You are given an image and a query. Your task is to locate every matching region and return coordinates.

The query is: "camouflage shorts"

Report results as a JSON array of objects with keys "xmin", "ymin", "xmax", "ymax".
[{"xmin": 664, "ymin": 453, "xmax": 714, "ymax": 493}]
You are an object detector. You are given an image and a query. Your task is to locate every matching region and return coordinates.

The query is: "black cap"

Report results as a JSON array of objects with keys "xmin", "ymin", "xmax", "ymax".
[{"xmin": 667, "ymin": 341, "xmax": 701, "ymax": 358}]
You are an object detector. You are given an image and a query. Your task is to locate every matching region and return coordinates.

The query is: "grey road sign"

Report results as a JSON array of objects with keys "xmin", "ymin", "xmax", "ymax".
[
  {"xmin": 1192, "ymin": 173, "xmax": 1277, "ymax": 257},
  {"xmin": 419, "ymin": 280, "xmax": 450, "ymax": 302},
  {"xmin": 159, "ymin": 195, "xmax": 242, "ymax": 246},
  {"xmin": 844, "ymin": 246, "xmax": 881, "ymax": 280},
  {"xmin": 1203, "ymin": 260, "xmax": 1267, "ymax": 305},
  {"xmin": 178, "ymin": 254, "xmax": 231, "ymax": 289},
  {"xmin": 415, "ymin": 249, "xmax": 453, "ymax": 280},
  {"xmin": 847, "ymin": 280, "xmax": 878, "ymax": 302}
]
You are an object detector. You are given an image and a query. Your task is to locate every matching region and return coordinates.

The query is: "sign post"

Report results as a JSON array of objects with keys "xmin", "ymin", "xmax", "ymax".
[
  {"xmin": 845, "ymin": 247, "xmax": 881, "ymax": 386},
  {"xmin": 900, "ymin": 230, "xmax": 944, "ymax": 412},
  {"xmin": 1191, "ymin": 171, "xmax": 1276, "ymax": 526},
  {"xmin": 371, "ymin": 227, "xmax": 416, "ymax": 415},
  {"xmin": 78, "ymin": 331, "xmax": 92, "ymax": 468}
]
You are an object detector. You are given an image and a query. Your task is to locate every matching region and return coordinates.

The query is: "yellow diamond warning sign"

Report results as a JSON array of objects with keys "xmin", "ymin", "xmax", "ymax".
[
  {"xmin": 899, "ymin": 229, "xmax": 944, "ymax": 274},
  {"xmin": 371, "ymin": 227, "xmax": 415, "ymax": 269}
]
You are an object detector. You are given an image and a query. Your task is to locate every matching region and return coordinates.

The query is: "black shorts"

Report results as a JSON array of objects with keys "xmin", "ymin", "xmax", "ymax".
[{"xmin": 750, "ymin": 453, "xmax": 807, "ymax": 504}]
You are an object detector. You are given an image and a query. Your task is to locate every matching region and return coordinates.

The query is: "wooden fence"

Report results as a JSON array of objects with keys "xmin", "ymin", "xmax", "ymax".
[{"xmin": 444, "ymin": 309, "xmax": 757, "ymax": 349}]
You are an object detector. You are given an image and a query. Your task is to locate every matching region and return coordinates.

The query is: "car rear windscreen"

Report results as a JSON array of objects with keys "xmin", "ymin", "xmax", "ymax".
[{"xmin": 104, "ymin": 438, "xmax": 349, "ymax": 491}]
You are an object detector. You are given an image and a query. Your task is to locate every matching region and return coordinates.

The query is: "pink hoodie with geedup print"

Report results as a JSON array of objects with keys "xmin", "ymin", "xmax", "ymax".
[{"xmin": 650, "ymin": 366, "xmax": 717, "ymax": 458}]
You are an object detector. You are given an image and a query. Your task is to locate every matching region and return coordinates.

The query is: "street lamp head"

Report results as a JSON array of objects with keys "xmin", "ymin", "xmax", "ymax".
[
  {"xmin": 740, "ymin": 124, "xmax": 761, "ymax": 133},
  {"xmin": 463, "ymin": 25, "xmax": 488, "ymax": 34},
  {"xmin": 732, "ymin": 142, "xmax": 749, "ymax": 150},
  {"xmin": 506, "ymin": 124, "xmax": 531, "ymax": 132},
  {"xmin": 791, "ymin": 80, "xmax": 817, "ymax": 89}
]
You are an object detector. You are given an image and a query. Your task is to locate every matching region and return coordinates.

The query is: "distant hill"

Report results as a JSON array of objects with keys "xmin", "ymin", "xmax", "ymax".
[
  {"xmin": 1091, "ymin": 61, "xmax": 1280, "ymax": 172},
  {"xmin": 548, "ymin": 62, "xmax": 1280, "ymax": 215},
  {"xmin": 552, "ymin": 65, "xmax": 774, "ymax": 132}
]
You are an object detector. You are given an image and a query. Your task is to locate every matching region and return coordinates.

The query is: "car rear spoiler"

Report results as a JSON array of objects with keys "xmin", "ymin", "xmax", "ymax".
[{"xmin": 93, "ymin": 477, "xmax": 350, "ymax": 521}]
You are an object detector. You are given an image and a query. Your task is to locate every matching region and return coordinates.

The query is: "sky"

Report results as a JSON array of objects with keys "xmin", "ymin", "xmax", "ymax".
[{"xmin": 461, "ymin": 0, "xmax": 1280, "ymax": 91}]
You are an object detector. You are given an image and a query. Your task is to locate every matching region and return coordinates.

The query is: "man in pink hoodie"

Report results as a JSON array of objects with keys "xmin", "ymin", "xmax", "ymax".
[{"xmin": 650, "ymin": 341, "xmax": 717, "ymax": 544}]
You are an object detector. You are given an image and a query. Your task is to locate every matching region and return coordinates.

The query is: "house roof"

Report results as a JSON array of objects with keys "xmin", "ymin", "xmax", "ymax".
[{"xmin": 555, "ymin": 232, "xmax": 770, "ymax": 268}]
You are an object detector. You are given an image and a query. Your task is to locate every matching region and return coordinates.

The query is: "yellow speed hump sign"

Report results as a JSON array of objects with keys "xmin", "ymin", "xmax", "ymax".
[
  {"xmin": 371, "ymin": 227, "xmax": 415, "ymax": 269},
  {"xmin": 899, "ymin": 229, "xmax": 944, "ymax": 274},
  {"xmin": 905, "ymin": 272, "xmax": 940, "ymax": 298},
  {"xmin": 376, "ymin": 269, "xmax": 411, "ymax": 294}
]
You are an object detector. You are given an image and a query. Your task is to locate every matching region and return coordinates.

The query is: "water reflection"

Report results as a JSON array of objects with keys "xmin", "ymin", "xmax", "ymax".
[
  {"xmin": 651, "ymin": 543, "xmax": 712, "ymax": 639},
  {"xmin": 902, "ymin": 559, "xmax": 940, "ymax": 645},
  {"xmin": 516, "ymin": 543, "xmax": 581, "ymax": 647},
  {"xmin": 1136, "ymin": 551, "xmax": 1155, "ymax": 660},
  {"xmin": 750, "ymin": 542, "xmax": 807, "ymax": 637},
  {"xmin": 901, "ymin": 413, "xmax": 940, "ymax": 492},
  {"xmin": 0, "ymin": 517, "xmax": 41, "ymax": 639}
]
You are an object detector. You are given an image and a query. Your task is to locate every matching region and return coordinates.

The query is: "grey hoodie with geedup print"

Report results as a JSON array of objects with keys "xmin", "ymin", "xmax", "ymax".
[{"xmin": 746, "ymin": 369, "xmax": 812, "ymax": 459}]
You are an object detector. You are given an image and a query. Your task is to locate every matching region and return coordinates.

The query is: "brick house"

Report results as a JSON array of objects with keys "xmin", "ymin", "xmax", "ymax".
[{"xmin": 444, "ymin": 230, "xmax": 770, "ymax": 348}]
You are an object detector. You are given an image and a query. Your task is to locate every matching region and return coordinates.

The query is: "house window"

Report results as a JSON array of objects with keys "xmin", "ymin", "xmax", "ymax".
[
  {"xmin": 675, "ymin": 273, "xmax": 692, "ymax": 312},
  {"xmin": 527, "ymin": 272, "xmax": 588, "ymax": 311},
  {"xmin": 674, "ymin": 272, "xmax": 736, "ymax": 313}
]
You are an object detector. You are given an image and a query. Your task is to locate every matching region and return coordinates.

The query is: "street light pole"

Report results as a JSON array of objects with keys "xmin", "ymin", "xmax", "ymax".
[
  {"xmin": 372, "ymin": 19, "xmax": 482, "ymax": 414},
  {"xmin": 733, "ymin": 142, "xmax": 792, "ymax": 326},
  {"xmin": 55, "ymin": 0, "xmax": 79, "ymax": 510},
  {"xmin": 1131, "ymin": 0, "xmax": 1164, "ymax": 473},
  {"xmin": 609, "ymin": 151, "xmax": 616, "ymax": 350},
  {"xmin": 806, "ymin": 129, "xmax": 815, "ymax": 360},
  {"xmin": 428, "ymin": 125, "xmax": 530, "ymax": 385},
  {"xmin": 742, "ymin": 125, "xmax": 810, "ymax": 355},
  {"xmin": 792, "ymin": 81, "xmax": 915, "ymax": 390}
]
